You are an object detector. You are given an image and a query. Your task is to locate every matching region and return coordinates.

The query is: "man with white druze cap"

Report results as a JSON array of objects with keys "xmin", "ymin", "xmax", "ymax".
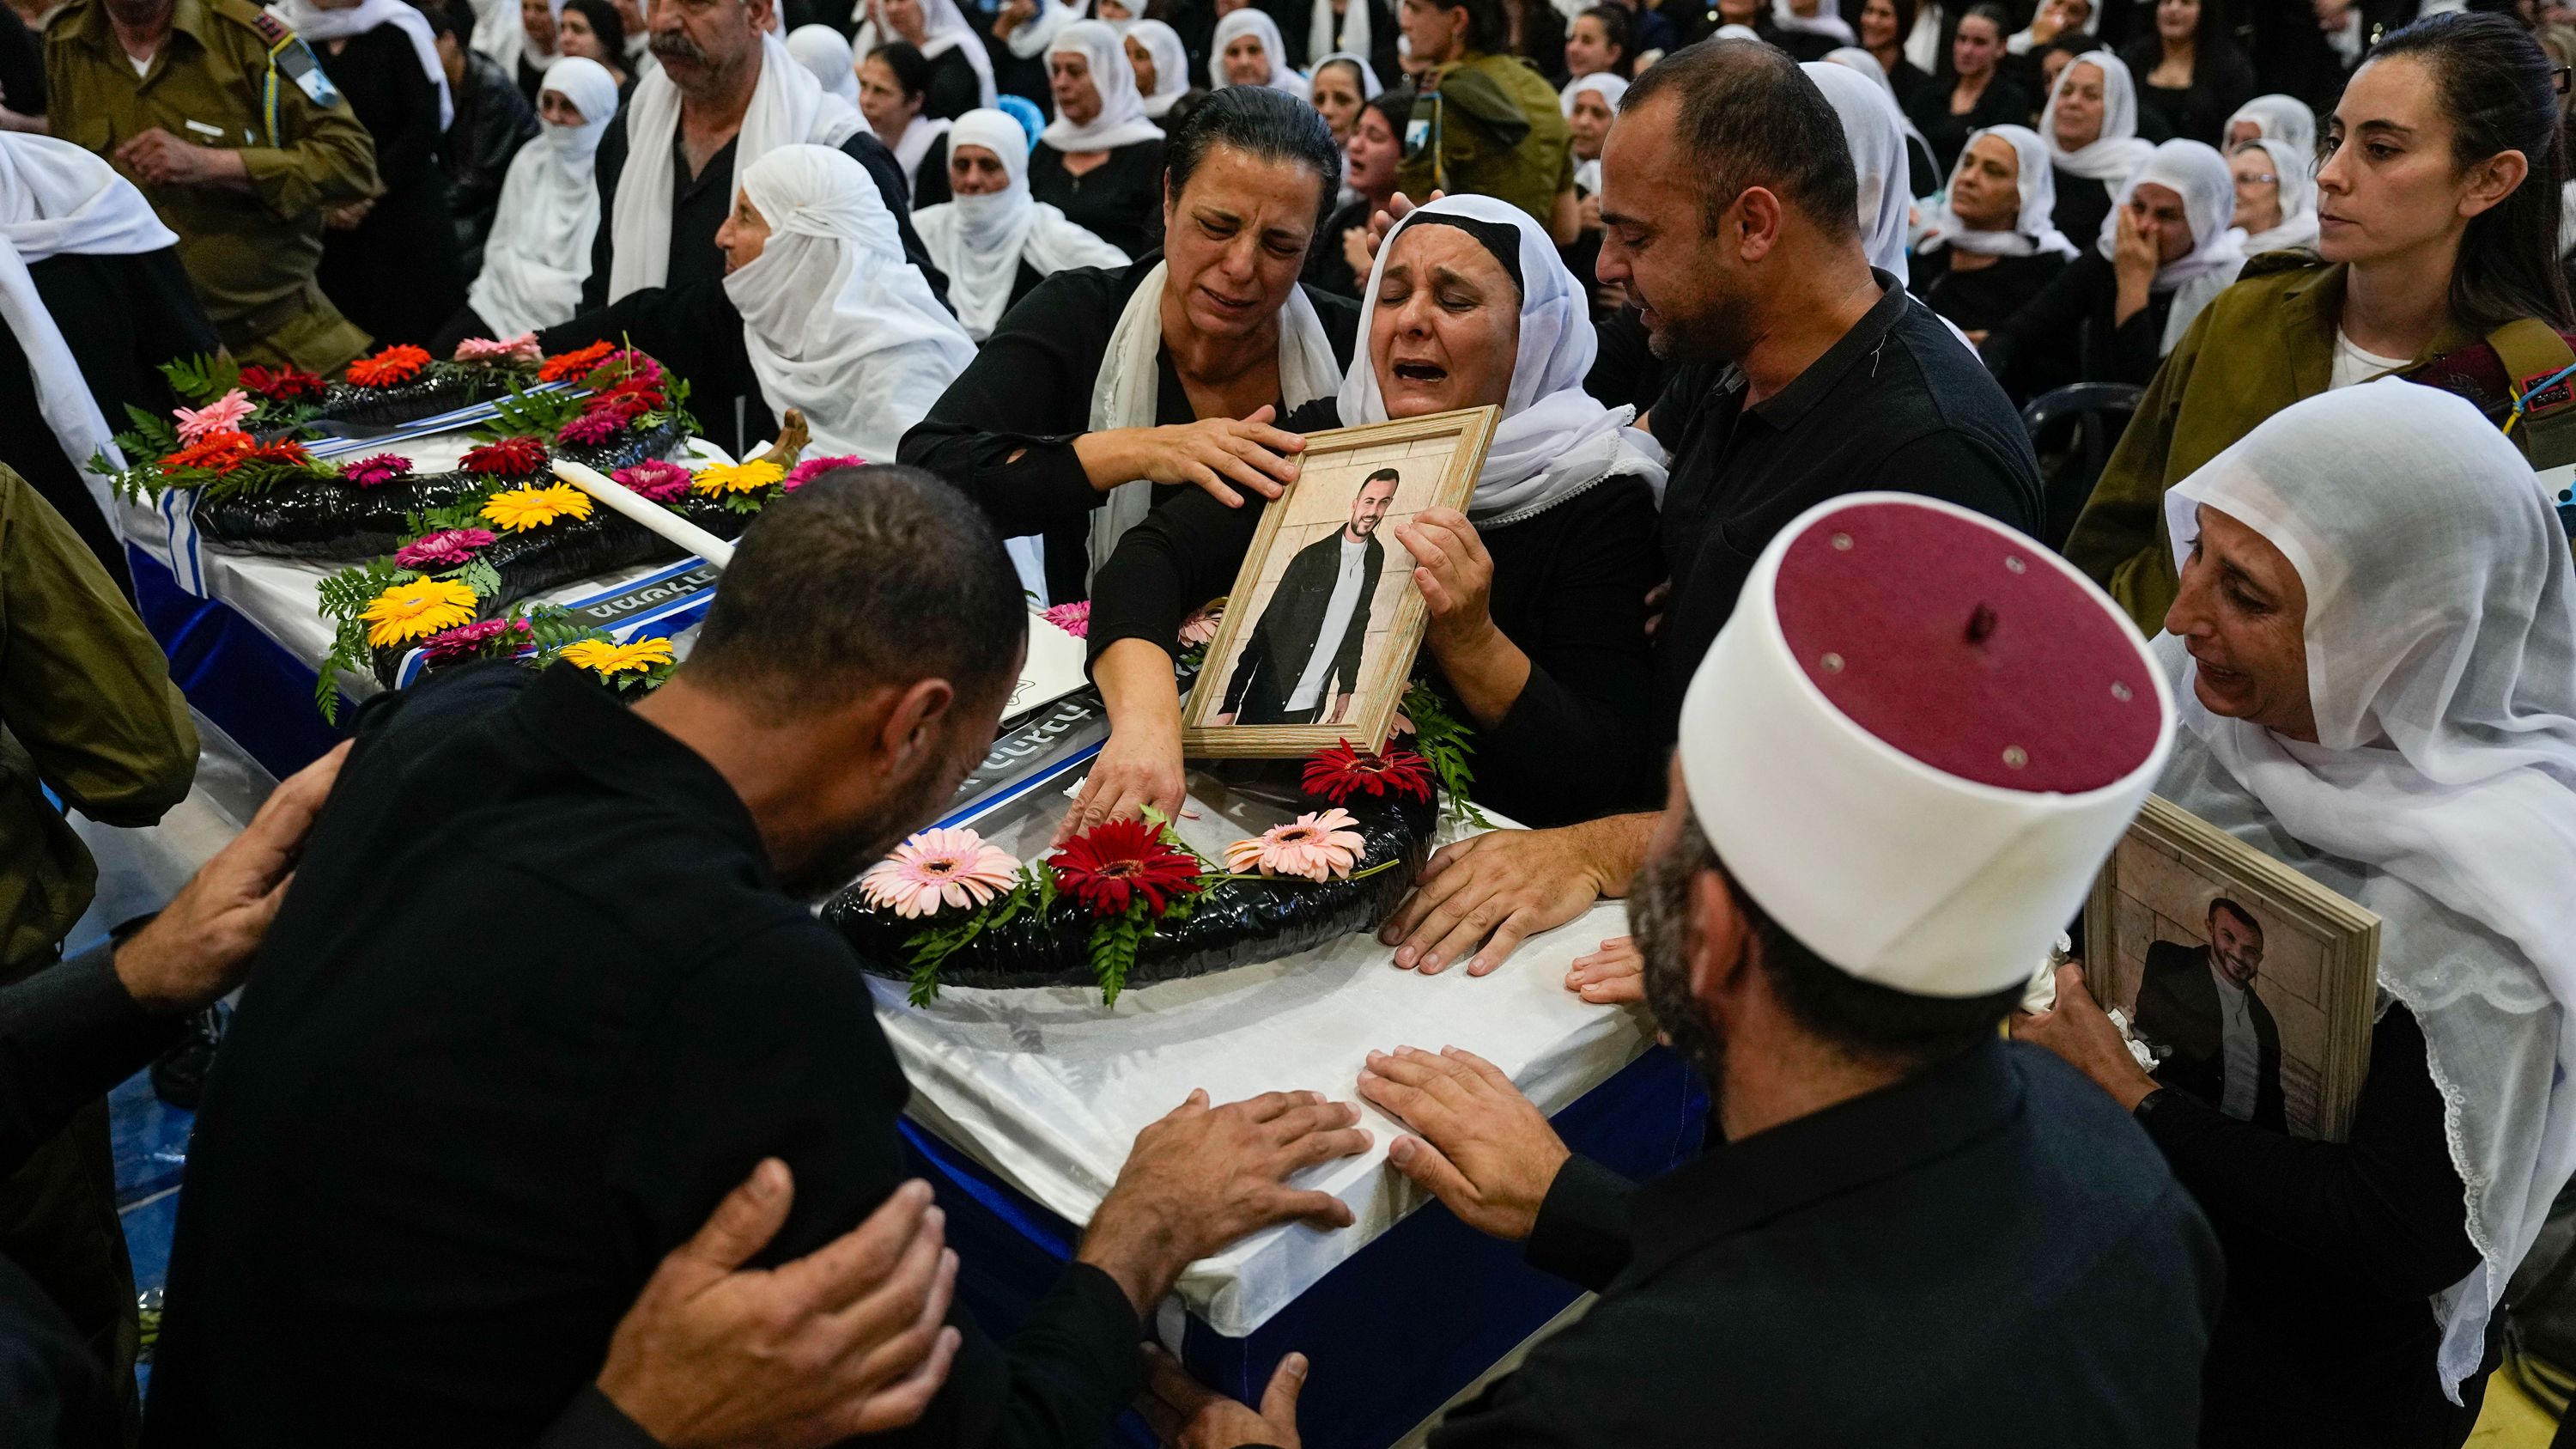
[{"xmin": 1139, "ymin": 494, "xmax": 2225, "ymax": 1447}]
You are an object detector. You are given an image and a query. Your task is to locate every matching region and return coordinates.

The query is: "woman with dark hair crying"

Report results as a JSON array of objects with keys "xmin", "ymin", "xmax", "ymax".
[{"xmin": 2067, "ymin": 11, "xmax": 2576, "ymax": 631}]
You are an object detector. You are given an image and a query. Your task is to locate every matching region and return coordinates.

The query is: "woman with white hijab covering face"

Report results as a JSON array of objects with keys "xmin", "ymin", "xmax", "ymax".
[
  {"xmin": 2224, "ymin": 91, "xmax": 2315, "ymax": 157},
  {"xmin": 467, "ymin": 57, "xmax": 617, "ymax": 338},
  {"xmin": 1073, "ymin": 192, "xmax": 1668, "ymax": 837},
  {"xmin": 2041, "ymin": 51, "xmax": 2154, "ymax": 242},
  {"xmin": 1125, "ymin": 19, "xmax": 1191, "ymax": 117},
  {"xmin": 786, "ymin": 23, "xmax": 860, "ymax": 102},
  {"xmin": 915, "ymin": 107, "xmax": 1128, "ymax": 339},
  {"xmin": 2227, "ymin": 135, "xmax": 2318, "ymax": 254},
  {"xmin": 2019, "ymin": 377, "xmax": 2576, "ymax": 1444},
  {"xmin": 1210, "ymin": 8, "xmax": 1306, "ymax": 95},
  {"xmin": 1802, "ymin": 59, "xmax": 1913, "ymax": 283},
  {"xmin": 720, "ymin": 144, "xmax": 975, "ymax": 462},
  {"xmin": 853, "ymin": 0, "xmax": 998, "ymax": 110}
]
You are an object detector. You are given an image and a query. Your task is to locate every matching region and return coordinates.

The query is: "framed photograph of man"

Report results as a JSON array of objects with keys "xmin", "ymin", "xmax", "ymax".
[
  {"xmin": 2084, "ymin": 795, "xmax": 2382, "ymax": 1142},
  {"xmin": 1181, "ymin": 406, "xmax": 1498, "ymax": 758}
]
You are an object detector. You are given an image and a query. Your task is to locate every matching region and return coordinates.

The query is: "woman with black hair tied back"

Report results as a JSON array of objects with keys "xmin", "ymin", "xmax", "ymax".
[
  {"xmin": 2120, "ymin": 0, "xmax": 2254, "ymax": 145},
  {"xmin": 900, "ymin": 87, "xmax": 1363, "ymax": 604},
  {"xmin": 2067, "ymin": 12, "xmax": 2576, "ymax": 631},
  {"xmin": 859, "ymin": 42, "xmax": 956, "ymax": 205},
  {"xmin": 1562, "ymin": 3, "xmax": 1632, "ymax": 86}
]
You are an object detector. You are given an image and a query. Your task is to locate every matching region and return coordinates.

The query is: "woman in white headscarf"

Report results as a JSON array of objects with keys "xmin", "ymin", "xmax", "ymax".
[
  {"xmin": 1123, "ymin": 19, "xmax": 1192, "ymax": 118},
  {"xmin": 787, "ymin": 23, "xmax": 860, "ymax": 103},
  {"xmin": 1560, "ymin": 70, "xmax": 1623, "ymax": 198},
  {"xmin": 1029, "ymin": 17, "xmax": 1166, "ymax": 258},
  {"xmin": 853, "ymin": 0, "xmax": 997, "ymax": 115},
  {"xmin": 1073, "ymin": 192, "xmax": 1670, "ymax": 837},
  {"xmin": 1308, "ymin": 51, "xmax": 1381, "ymax": 145},
  {"xmin": 720, "ymin": 143, "xmax": 976, "ymax": 462},
  {"xmin": 1801, "ymin": 59, "xmax": 1913, "ymax": 283},
  {"xmin": 1981, "ymin": 137, "xmax": 2239, "ymax": 393},
  {"xmin": 465, "ymin": 57, "xmax": 618, "ymax": 339},
  {"xmin": 2224, "ymin": 91, "xmax": 2316, "ymax": 157},
  {"xmin": 1912, "ymin": 124, "xmax": 2075, "ymax": 344},
  {"xmin": 477, "ymin": 0, "xmax": 563, "ymax": 100},
  {"xmin": 1209, "ymin": 8, "xmax": 1306, "ymax": 95},
  {"xmin": 2040, "ymin": 50, "xmax": 2154, "ymax": 246},
  {"xmin": 1768, "ymin": 0, "xmax": 1855, "ymax": 55},
  {"xmin": 915, "ymin": 107, "xmax": 1128, "ymax": 340},
  {"xmin": 2018, "ymin": 377, "xmax": 2576, "ymax": 1449},
  {"xmin": 2225, "ymin": 135, "xmax": 2317, "ymax": 255}
]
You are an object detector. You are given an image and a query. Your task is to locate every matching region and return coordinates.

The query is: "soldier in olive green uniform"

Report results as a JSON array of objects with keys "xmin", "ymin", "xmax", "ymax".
[
  {"xmin": 1394, "ymin": 0, "xmax": 1575, "ymax": 235},
  {"xmin": 46, "ymin": 0, "xmax": 379, "ymax": 372}
]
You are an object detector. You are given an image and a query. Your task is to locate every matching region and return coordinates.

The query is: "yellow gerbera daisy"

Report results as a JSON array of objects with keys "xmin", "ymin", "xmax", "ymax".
[
  {"xmin": 691, "ymin": 459, "xmax": 785, "ymax": 496},
  {"xmin": 559, "ymin": 636, "xmax": 676, "ymax": 677},
  {"xmin": 360, "ymin": 577, "xmax": 478, "ymax": 649},
  {"xmin": 480, "ymin": 484, "xmax": 595, "ymax": 533}
]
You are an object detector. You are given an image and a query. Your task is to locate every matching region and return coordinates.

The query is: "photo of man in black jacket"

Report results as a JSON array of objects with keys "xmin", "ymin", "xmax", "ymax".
[{"xmin": 1217, "ymin": 468, "xmax": 1400, "ymax": 727}]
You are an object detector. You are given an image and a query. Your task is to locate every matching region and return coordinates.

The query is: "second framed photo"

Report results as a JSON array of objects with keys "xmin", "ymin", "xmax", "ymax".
[{"xmin": 1181, "ymin": 405, "xmax": 1498, "ymax": 758}]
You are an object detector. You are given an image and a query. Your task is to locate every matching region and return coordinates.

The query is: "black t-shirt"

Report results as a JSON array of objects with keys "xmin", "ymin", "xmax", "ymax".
[
  {"xmin": 1911, "ymin": 247, "xmax": 2069, "ymax": 338},
  {"xmin": 143, "ymin": 663, "xmax": 1144, "ymax": 1449},
  {"xmin": 1644, "ymin": 271, "xmax": 2042, "ymax": 735}
]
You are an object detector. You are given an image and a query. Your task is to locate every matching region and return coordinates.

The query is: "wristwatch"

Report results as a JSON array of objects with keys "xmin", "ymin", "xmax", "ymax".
[{"xmin": 2130, "ymin": 1087, "xmax": 2170, "ymax": 1124}]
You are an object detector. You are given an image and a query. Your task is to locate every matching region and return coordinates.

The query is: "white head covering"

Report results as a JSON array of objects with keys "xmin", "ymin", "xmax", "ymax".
[
  {"xmin": 1209, "ymin": 8, "xmax": 1305, "ymax": 95},
  {"xmin": 1714, "ymin": 21, "xmax": 1760, "ymax": 39},
  {"xmin": 1042, "ymin": 19, "xmax": 1163, "ymax": 150},
  {"xmin": 2226, "ymin": 93, "xmax": 2317, "ymax": 160},
  {"xmin": 2006, "ymin": 0, "xmax": 2098, "ymax": 53},
  {"xmin": 2228, "ymin": 135, "xmax": 2318, "ymax": 255},
  {"xmin": 725, "ymin": 144, "xmax": 977, "ymax": 461},
  {"xmin": 467, "ymin": 56, "xmax": 617, "ymax": 338},
  {"xmin": 1682, "ymin": 491, "xmax": 2174, "ymax": 997},
  {"xmin": 1309, "ymin": 0, "xmax": 1372, "ymax": 77},
  {"xmin": 916, "ymin": 108, "xmax": 1128, "ymax": 338},
  {"xmin": 280, "ymin": 0, "xmax": 453, "ymax": 128},
  {"xmin": 1918, "ymin": 123, "xmax": 2078, "ymax": 259},
  {"xmin": 787, "ymin": 23, "xmax": 860, "ymax": 101},
  {"xmin": 1769, "ymin": 0, "xmax": 1855, "ymax": 46},
  {"xmin": 1558, "ymin": 68, "xmax": 1624, "ymax": 117},
  {"xmin": 889, "ymin": 111, "xmax": 955, "ymax": 190},
  {"xmin": 2043, "ymin": 51, "xmax": 2154, "ymax": 181},
  {"xmin": 854, "ymin": 0, "xmax": 998, "ymax": 108},
  {"xmin": 1005, "ymin": 0, "xmax": 1084, "ymax": 58},
  {"xmin": 1821, "ymin": 46, "xmax": 1933, "ymax": 167},
  {"xmin": 609, "ymin": 31, "xmax": 864, "ymax": 301},
  {"xmin": 475, "ymin": 0, "xmax": 565, "ymax": 86},
  {"xmin": 1313, "ymin": 50, "xmax": 1383, "ymax": 101},
  {"xmin": 2153, "ymin": 377, "xmax": 2576, "ymax": 1404},
  {"xmin": 2097, "ymin": 138, "xmax": 2244, "ymax": 354},
  {"xmin": 1802, "ymin": 60, "xmax": 1912, "ymax": 284},
  {"xmin": 1340, "ymin": 194, "xmax": 1667, "ymax": 524},
  {"xmin": 0, "ymin": 133, "xmax": 179, "ymax": 532},
  {"xmin": 1127, "ymin": 19, "xmax": 1192, "ymax": 116}
]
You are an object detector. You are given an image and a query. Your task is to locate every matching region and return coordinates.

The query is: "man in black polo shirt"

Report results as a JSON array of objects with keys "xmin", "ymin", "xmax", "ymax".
[
  {"xmin": 145, "ymin": 467, "xmax": 1370, "ymax": 1448},
  {"xmin": 1376, "ymin": 39, "xmax": 2045, "ymax": 979}
]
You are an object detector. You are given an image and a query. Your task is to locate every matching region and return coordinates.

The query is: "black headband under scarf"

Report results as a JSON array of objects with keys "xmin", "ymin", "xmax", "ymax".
[{"xmin": 1393, "ymin": 211, "xmax": 1525, "ymax": 298}]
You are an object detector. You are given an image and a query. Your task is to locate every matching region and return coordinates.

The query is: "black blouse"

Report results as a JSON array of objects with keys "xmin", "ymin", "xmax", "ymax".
[
  {"xmin": 896, "ymin": 259, "xmax": 1361, "ymax": 602},
  {"xmin": 2121, "ymin": 38, "xmax": 2257, "ymax": 147},
  {"xmin": 1906, "ymin": 74, "xmax": 2031, "ymax": 176},
  {"xmin": 925, "ymin": 45, "xmax": 984, "ymax": 121},
  {"xmin": 314, "ymin": 26, "xmax": 467, "ymax": 347},
  {"xmin": 1978, "ymin": 248, "xmax": 2169, "ymax": 398},
  {"xmin": 2050, "ymin": 163, "xmax": 2118, "ymax": 256},
  {"xmin": 1910, "ymin": 246, "xmax": 2068, "ymax": 341},
  {"xmin": 1086, "ymin": 398, "xmax": 1665, "ymax": 825},
  {"xmin": 1299, "ymin": 196, "xmax": 1372, "ymax": 301},
  {"xmin": 1028, "ymin": 140, "xmax": 1166, "ymax": 260}
]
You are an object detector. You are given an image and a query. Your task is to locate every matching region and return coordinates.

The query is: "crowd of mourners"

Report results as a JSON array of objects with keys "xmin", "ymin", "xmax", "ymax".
[{"xmin": 8, "ymin": 0, "xmax": 2576, "ymax": 1441}]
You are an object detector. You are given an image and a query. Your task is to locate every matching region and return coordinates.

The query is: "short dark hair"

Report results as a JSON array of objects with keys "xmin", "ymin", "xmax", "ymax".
[
  {"xmin": 1363, "ymin": 87, "xmax": 1413, "ymax": 139},
  {"xmin": 866, "ymin": 40, "xmax": 934, "ymax": 100},
  {"xmin": 1958, "ymin": 1, "xmax": 2011, "ymax": 38},
  {"xmin": 686, "ymin": 466, "xmax": 1027, "ymax": 715},
  {"xmin": 1619, "ymin": 39, "xmax": 1858, "ymax": 239},
  {"xmin": 1363, "ymin": 467, "xmax": 1401, "ymax": 486},
  {"xmin": 1165, "ymin": 84, "xmax": 1343, "ymax": 226},
  {"xmin": 2208, "ymin": 898, "xmax": 2263, "ymax": 938},
  {"xmin": 1420, "ymin": 0, "xmax": 1511, "ymax": 53},
  {"xmin": 562, "ymin": 0, "xmax": 626, "ymax": 64},
  {"xmin": 424, "ymin": 0, "xmax": 471, "ymax": 41}
]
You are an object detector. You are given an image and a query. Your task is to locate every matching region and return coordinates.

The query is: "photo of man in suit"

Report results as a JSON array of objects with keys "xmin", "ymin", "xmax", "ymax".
[
  {"xmin": 2132, "ymin": 898, "xmax": 2286, "ymax": 1131},
  {"xmin": 1216, "ymin": 468, "xmax": 1400, "ymax": 727}
]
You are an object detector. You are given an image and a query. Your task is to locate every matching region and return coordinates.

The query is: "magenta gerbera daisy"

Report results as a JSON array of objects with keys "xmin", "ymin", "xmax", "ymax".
[
  {"xmin": 392, "ymin": 527, "xmax": 499, "ymax": 570},
  {"xmin": 781, "ymin": 454, "xmax": 867, "ymax": 491},
  {"xmin": 339, "ymin": 453, "xmax": 414, "ymax": 488},
  {"xmin": 1042, "ymin": 600, "xmax": 1091, "ymax": 638},
  {"xmin": 421, "ymin": 615, "xmax": 532, "ymax": 663},
  {"xmin": 611, "ymin": 459, "xmax": 691, "ymax": 503}
]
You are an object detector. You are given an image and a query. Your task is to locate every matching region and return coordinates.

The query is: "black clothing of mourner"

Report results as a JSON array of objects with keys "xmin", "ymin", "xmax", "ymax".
[
  {"xmin": 0, "ymin": 4, "xmax": 43, "ymax": 118},
  {"xmin": 1583, "ymin": 303, "xmax": 1668, "ymax": 415},
  {"xmin": 911, "ymin": 130, "xmax": 953, "ymax": 208},
  {"xmin": 898, "ymin": 259, "xmax": 1362, "ymax": 604},
  {"xmin": 443, "ymin": 48, "xmax": 541, "ymax": 277},
  {"xmin": 2051, "ymin": 163, "xmax": 2118, "ymax": 258},
  {"xmin": 0, "ymin": 247, "xmax": 218, "ymax": 593},
  {"xmin": 2138, "ymin": 1006, "xmax": 2487, "ymax": 1449},
  {"xmin": 1028, "ymin": 139, "xmax": 1165, "ymax": 260},
  {"xmin": 1300, "ymin": 195, "xmax": 1373, "ymax": 300},
  {"xmin": 921, "ymin": 44, "xmax": 986, "ymax": 120},
  {"xmin": 1978, "ymin": 249, "xmax": 2172, "ymax": 394},
  {"xmin": 143, "ymin": 662, "xmax": 1146, "ymax": 1449},
  {"xmin": 313, "ymin": 26, "xmax": 470, "ymax": 347},
  {"xmin": 2119, "ymin": 37, "xmax": 2256, "ymax": 147},
  {"xmin": 1430, "ymin": 1039, "xmax": 2223, "ymax": 1447},
  {"xmin": 1643, "ymin": 268, "xmax": 2042, "ymax": 733},
  {"xmin": 1767, "ymin": 26, "xmax": 1842, "ymax": 62},
  {"xmin": 1883, "ymin": 52, "xmax": 1935, "ymax": 113},
  {"xmin": 2133, "ymin": 940, "xmax": 2284, "ymax": 1133},
  {"xmin": 1906, "ymin": 75, "xmax": 2027, "ymax": 175},
  {"xmin": 1908, "ymin": 247, "xmax": 2072, "ymax": 400},
  {"xmin": 1088, "ymin": 399, "xmax": 1663, "ymax": 825},
  {"xmin": 1220, "ymin": 527, "xmax": 1383, "ymax": 725},
  {"xmin": 539, "ymin": 272, "xmax": 760, "ymax": 445}
]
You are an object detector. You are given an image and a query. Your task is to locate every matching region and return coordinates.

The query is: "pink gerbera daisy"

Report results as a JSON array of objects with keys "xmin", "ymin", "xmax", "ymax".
[
  {"xmin": 1178, "ymin": 605, "xmax": 1223, "ymax": 648},
  {"xmin": 393, "ymin": 527, "xmax": 499, "ymax": 570},
  {"xmin": 421, "ymin": 615, "xmax": 531, "ymax": 663},
  {"xmin": 858, "ymin": 827, "xmax": 1022, "ymax": 918},
  {"xmin": 782, "ymin": 454, "xmax": 866, "ymax": 491},
  {"xmin": 339, "ymin": 453, "xmax": 414, "ymax": 488},
  {"xmin": 611, "ymin": 459, "xmax": 692, "ymax": 503},
  {"xmin": 1222, "ymin": 808, "xmax": 1364, "ymax": 882},
  {"xmin": 1041, "ymin": 600, "xmax": 1091, "ymax": 637},
  {"xmin": 452, "ymin": 332, "xmax": 540, "ymax": 364},
  {"xmin": 173, "ymin": 388, "xmax": 255, "ymax": 443}
]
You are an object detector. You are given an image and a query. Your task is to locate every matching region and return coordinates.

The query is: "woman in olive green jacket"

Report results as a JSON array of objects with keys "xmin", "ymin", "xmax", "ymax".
[{"xmin": 2064, "ymin": 11, "xmax": 2572, "ymax": 631}]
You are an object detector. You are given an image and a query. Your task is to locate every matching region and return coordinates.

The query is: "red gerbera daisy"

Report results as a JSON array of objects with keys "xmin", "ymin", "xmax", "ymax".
[
  {"xmin": 1048, "ymin": 818, "xmax": 1205, "ymax": 917},
  {"xmin": 344, "ymin": 344, "xmax": 431, "ymax": 388},
  {"xmin": 538, "ymin": 341, "xmax": 615, "ymax": 383},
  {"xmin": 160, "ymin": 430, "xmax": 256, "ymax": 472},
  {"xmin": 462, "ymin": 435, "xmax": 550, "ymax": 476},
  {"xmin": 237, "ymin": 364, "xmax": 325, "ymax": 401},
  {"xmin": 1302, "ymin": 742, "xmax": 1436, "ymax": 806}
]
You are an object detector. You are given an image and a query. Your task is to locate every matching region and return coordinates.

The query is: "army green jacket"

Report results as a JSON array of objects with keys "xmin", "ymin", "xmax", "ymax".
[{"xmin": 1398, "ymin": 51, "xmax": 1573, "ymax": 234}]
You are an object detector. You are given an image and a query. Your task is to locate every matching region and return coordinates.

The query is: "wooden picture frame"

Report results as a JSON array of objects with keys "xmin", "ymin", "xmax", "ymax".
[
  {"xmin": 1181, "ymin": 406, "xmax": 1498, "ymax": 758},
  {"xmin": 2084, "ymin": 795, "xmax": 2382, "ymax": 1142}
]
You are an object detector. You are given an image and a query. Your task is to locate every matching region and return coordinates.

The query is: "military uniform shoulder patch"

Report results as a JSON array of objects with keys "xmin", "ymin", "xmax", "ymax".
[
  {"xmin": 215, "ymin": 0, "xmax": 286, "ymax": 38},
  {"xmin": 270, "ymin": 31, "xmax": 339, "ymax": 106}
]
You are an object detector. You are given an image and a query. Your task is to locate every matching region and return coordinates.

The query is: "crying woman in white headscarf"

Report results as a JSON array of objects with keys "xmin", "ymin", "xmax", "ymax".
[
  {"xmin": 2013, "ymin": 377, "xmax": 2576, "ymax": 1446},
  {"xmin": 1069, "ymin": 193, "xmax": 1672, "ymax": 841}
]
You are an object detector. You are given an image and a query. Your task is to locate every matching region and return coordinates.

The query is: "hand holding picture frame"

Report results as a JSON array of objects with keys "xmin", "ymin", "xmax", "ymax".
[
  {"xmin": 1181, "ymin": 405, "xmax": 1499, "ymax": 758},
  {"xmin": 2084, "ymin": 795, "xmax": 2382, "ymax": 1142}
]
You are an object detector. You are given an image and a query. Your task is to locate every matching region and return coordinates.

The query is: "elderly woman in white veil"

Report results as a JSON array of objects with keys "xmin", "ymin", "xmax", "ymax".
[
  {"xmin": 460, "ymin": 57, "xmax": 619, "ymax": 339},
  {"xmin": 718, "ymin": 143, "xmax": 976, "ymax": 462},
  {"xmin": 914, "ymin": 107, "xmax": 1127, "ymax": 341},
  {"xmin": 2227, "ymin": 135, "xmax": 2318, "ymax": 256},
  {"xmin": 1071, "ymin": 192, "xmax": 1668, "ymax": 840},
  {"xmin": 1030, "ymin": 18, "xmax": 1167, "ymax": 259},
  {"xmin": 2015, "ymin": 378, "xmax": 2576, "ymax": 1447}
]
